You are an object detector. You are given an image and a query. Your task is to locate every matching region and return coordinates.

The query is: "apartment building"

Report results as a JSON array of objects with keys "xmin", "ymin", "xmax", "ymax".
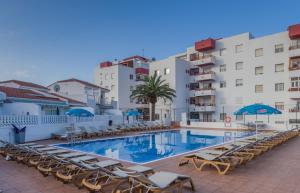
[
  {"xmin": 94, "ymin": 55, "xmax": 150, "ymax": 119},
  {"xmin": 149, "ymin": 54, "xmax": 190, "ymax": 122},
  {"xmin": 150, "ymin": 23, "xmax": 300, "ymax": 127}
]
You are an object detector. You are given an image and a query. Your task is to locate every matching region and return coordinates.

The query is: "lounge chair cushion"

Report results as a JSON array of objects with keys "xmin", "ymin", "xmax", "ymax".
[
  {"xmin": 70, "ymin": 155, "xmax": 96, "ymax": 162},
  {"xmin": 148, "ymin": 171, "xmax": 187, "ymax": 189},
  {"xmin": 127, "ymin": 165, "xmax": 153, "ymax": 173},
  {"xmin": 58, "ymin": 152, "xmax": 85, "ymax": 158},
  {"xmin": 92, "ymin": 160, "xmax": 121, "ymax": 168}
]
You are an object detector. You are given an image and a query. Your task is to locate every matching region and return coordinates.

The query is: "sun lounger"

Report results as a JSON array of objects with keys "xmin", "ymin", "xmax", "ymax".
[
  {"xmin": 36, "ymin": 152, "xmax": 87, "ymax": 176},
  {"xmin": 82, "ymin": 164, "xmax": 155, "ymax": 192},
  {"xmin": 113, "ymin": 171, "xmax": 195, "ymax": 193},
  {"xmin": 178, "ymin": 149, "xmax": 240, "ymax": 175}
]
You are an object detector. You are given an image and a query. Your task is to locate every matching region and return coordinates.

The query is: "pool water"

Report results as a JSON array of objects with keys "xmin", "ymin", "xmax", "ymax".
[{"xmin": 56, "ymin": 129, "xmax": 254, "ymax": 164}]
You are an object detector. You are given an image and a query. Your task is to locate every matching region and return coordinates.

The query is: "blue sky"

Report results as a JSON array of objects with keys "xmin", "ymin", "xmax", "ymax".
[{"xmin": 0, "ymin": 0, "xmax": 299, "ymax": 85}]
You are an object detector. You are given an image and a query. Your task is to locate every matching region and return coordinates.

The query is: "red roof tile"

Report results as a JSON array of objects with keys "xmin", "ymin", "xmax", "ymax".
[
  {"xmin": 0, "ymin": 86, "xmax": 64, "ymax": 103},
  {"xmin": 0, "ymin": 80, "xmax": 49, "ymax": 90}
]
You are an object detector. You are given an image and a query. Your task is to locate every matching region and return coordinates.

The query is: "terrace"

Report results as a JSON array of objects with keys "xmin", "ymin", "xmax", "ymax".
[{"xmin": 0, "ymin": 130, "xmax": 300, "ymax": 193}]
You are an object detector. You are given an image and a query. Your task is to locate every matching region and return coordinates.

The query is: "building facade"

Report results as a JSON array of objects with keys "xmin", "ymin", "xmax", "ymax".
[
  {"xmin": 48, "ymin": 78, "xmax": 109, "ymax": 114},
  {"xmin": 94, "ymin": 55, "xmax": 150, "ymax": 119},
  {"xmin": 149, "ymin": 24, "xmax": 300, "ymax": 128}
]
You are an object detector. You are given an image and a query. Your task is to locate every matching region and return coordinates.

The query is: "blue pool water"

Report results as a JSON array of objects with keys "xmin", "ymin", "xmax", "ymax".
[{"xmin": 55, "ymin": 129, "xmax": 254, "ymax": 164}]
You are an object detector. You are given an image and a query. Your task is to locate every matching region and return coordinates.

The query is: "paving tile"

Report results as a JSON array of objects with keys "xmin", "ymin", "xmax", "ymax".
[{"xmin": 1, "ymin": 136, "xmax": 300, "ymax": 193}]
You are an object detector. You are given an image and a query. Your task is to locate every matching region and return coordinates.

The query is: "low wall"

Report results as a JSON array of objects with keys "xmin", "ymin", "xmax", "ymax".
[
  {"xmin": 0, "ymin": 115, "xmax": 123, "ymax": 143},
  {"xmin": 180, "ymin": 121, "xmax": 240, "ymax": 129},
  {"xmin": 180, "ymin": 121, "xmax": 289, "ymax": 131}
]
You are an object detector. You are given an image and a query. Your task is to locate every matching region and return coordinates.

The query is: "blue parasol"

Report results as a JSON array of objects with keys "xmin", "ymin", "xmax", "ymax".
[
  {"xmin": 65, "ymin": 108, "xmax": 94, "ymax": 117},
  {"xmin": 234, "ymin": 104, "xmax": 282, "ymax": 139}
]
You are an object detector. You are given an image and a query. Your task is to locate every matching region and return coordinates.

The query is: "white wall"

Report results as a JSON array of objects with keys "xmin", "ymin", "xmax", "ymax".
[
  {"xmin": 94, "ymin": 63, "xmax": 149, "ymax": 112},
  {"xmin": 149, "ymin": 56, "xmax": 189, "ymax": 122},
  {"xmin": 0, "ymin": 114, "xmax": 123, "ymax": 143},
  {"xmin": 0, "ymin": 102, "xmax": 41, "ymax": 115}
]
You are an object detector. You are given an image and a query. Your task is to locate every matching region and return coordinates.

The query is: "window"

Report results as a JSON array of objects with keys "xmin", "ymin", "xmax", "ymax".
[
  {"xmin": 220, "ymin": 113, "xmax": 226, "ymax": 121},
  {"xmin": 235, "ymin": 62, "xmax": 243, "ymax": 70},
  {"xmin": 275, "ymin": 83, "xmax": 284, "ymax": 92},
  {"xmin": 164, "ymin": 68, "xmax": 170, "ymax": 75},
  {"xmin": 129, "ymin": 74, "xmax": 134, "ymax": 80},
  {"xmin": 220, "ymin": 81, "xmax": 226, "ymax": 88},
  {"xmin": 219, "ymin": 48, "xmax": 226, "ymax": 56},
  {"xmin": 220, "ymin": 64, "xmax": 226, "ymax": 72},
  {"xmin": 130, "ymin": 86, "xmax": 134, "ymax": 91},
  {"xmin": 105, "ymin": 74, "xmax": 108, "ymax": 80},
  {"xmin": 255, "ymin": 48, "xmax": 263, "ymax": 57},
  {"xmin": 255, "ymin": 85, "xmax": 263, "ymax": 93},
  {"xmin": 100, "ymin": 81, "xmax": 103, "ymax": 85},
  {"xmin": 154, "ymin": 70, "xmax": 160, "ymax": 75},
  {"xmin": 275, "ymin": 102, "xmax": 284, "ymax": 110},
  {"xmin": 236, "ymin": 79, "xmax": 243, "ymax": 87},
  {"xmin": 111, "ymin": 97, "xmax": 115, "ymax": 102},
  {"xmin": 111, "ymin": 73, "xmax": 115, "ymax": 79},
  {"xmin": 275, "ymin": 63, "xmax": 284, "ymax": 72},
  {"xmin": 275, "ymin": 44, "xmax": 284, "ymax": 53},
  {"xmin": 235, "ymin": 44, "xmax": 243, "ymax": 53},
  {"xmin": 255, "ymin": 66, "xmax": 264, "ymax": 75},
  {"xmin": 291, "ymin": 77, "xmax": 300, "ymax": 88}
]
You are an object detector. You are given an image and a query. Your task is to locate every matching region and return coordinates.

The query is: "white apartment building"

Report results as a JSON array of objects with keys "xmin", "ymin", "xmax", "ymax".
[
  {"xmin": 48, "ymin": 78, "xmax": 109, "ymax": 114},
  {"xmin": 149, "ymin": 55, "xmax": 190, "ymax": 122},
  {"xmin": 150, "ymin": 23, "xmax": 300, "ymax": 128},
  {"xmin": 94, "ymin": 56, "xmax": 150, "ymax": 119}
]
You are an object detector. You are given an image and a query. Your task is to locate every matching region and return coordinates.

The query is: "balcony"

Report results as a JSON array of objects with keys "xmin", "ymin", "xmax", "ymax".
[
  {"xmin": 288, "ymin": 88, "xmax": 300, "ymax": 99},
  {"xmin": 191, "ymin": 55, "xmax": 216, "ymax": 66},
  {"xmin": 194, "ymin": 72, "xmax": 216, "ymax": 82},
  {"xmin": 100, "ymin": 61, "xmax": 112, "ymax": 68},
  {"xmin": 195, "ymin": 38, "xmax": 215, "ymax": 52},
  {"xmin": 190, "ymin": 88, "xmax": 216, "ymax": 97},
  {"xmin": 289, "ymin": 107, "xmax": 300, "ymax": 113},
  {"xmin": 288, "ymin": 24, "xmax": 300, "ymax": 40},
  {"xmin": 190, "ymin": 104, "xmax": 216, "ymax": 112},
  {"xmin": 289, "ymin": 56, "xmax": 300, "ymax": 71},
  {"xmin": 135, "ymin": 68, "xmax": 149, "ymax": 75}
]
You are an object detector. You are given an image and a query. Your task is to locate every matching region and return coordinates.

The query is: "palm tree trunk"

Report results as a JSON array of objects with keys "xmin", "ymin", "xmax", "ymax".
[{"xmin": 150, "ymin": 102, "xmax": 156, "ymax": 121}]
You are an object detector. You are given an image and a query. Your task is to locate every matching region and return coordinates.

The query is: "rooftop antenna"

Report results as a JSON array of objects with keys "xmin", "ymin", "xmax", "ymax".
[{"xmin": 142, "ymin": 48, "xmax": 145, "ymax": 57}]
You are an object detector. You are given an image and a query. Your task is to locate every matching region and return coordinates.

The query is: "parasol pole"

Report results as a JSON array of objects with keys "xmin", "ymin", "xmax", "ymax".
[{"xmin": 256, "ymin": 112, "xmax": 258, "ymax": 140}]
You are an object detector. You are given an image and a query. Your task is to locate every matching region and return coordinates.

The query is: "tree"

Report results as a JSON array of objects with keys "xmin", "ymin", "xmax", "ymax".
[{"xmin": 130, "ymin": 73, "xmax": 176, "ymax": 121}]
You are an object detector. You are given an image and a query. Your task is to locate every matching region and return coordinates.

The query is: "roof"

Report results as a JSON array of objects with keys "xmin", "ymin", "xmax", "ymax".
[
  {"xmin": 49, "ymin": 93, "xmax": 86, "ymax": 106},
  {"xmin": 0, "ymin": 86, "xmax": 65, "ymax": 104},
  {"xmin": 122, "ymin": 55, "xmax": 149, "ymax": 62},
  {"xmin": 0, "ymin": 80, "xmax": 49, "ymax": 90},
  {"xmin": 49, "ymin": 78, "xmax": 108, "ymax": 90}
]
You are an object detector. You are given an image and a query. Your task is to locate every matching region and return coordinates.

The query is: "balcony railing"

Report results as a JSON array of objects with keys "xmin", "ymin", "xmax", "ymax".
[
  {"xmin": 289, "ymin": 44, "xmax": 300, "ymax": 50},
  {"xmin": 191, "ymin": 55, "xmax": 216, "ymax": 66},
  {"xmin": 289, "ymin": 107, "xmax": 300, "ymax": 112},
  {"xmin": 288, "ymin": 88, "xmax": 300, "ymax": 92}
]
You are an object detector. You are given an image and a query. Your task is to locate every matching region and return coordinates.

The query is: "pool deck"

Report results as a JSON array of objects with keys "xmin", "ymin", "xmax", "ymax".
[{"xmin": 1, "ymin": 133, "xmax": 300, "ymax": 193}]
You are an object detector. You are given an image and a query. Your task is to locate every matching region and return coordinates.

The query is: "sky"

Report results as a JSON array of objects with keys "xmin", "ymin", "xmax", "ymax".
[{"xmin": 0, "ymin": 0, "xmax": 299, "ymax": 86}]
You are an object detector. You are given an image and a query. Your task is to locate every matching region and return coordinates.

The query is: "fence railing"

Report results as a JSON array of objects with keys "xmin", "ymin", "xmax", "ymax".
[
  {"xmin": 0, "ymin": 115, "xmax": 39, "ymax": 127},
  {"xmin": 0, "ymin": 114, "xmax": 115, "ymax": 128},
  {"xmin": 41, "ymin": 115, "xmax": 68, "ymax": 124}
]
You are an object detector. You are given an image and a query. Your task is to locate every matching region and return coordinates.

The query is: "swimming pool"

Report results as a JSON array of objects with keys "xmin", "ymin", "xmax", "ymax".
[{"xmin": 55, "ymin": 129, "xmax": 254, "ymax": 164}]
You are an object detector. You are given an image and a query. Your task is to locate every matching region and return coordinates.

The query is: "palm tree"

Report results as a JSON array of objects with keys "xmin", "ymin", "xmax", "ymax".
[{"xmin": 130, "ymin": 73, "xmax": 176, "ymax": 121}]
